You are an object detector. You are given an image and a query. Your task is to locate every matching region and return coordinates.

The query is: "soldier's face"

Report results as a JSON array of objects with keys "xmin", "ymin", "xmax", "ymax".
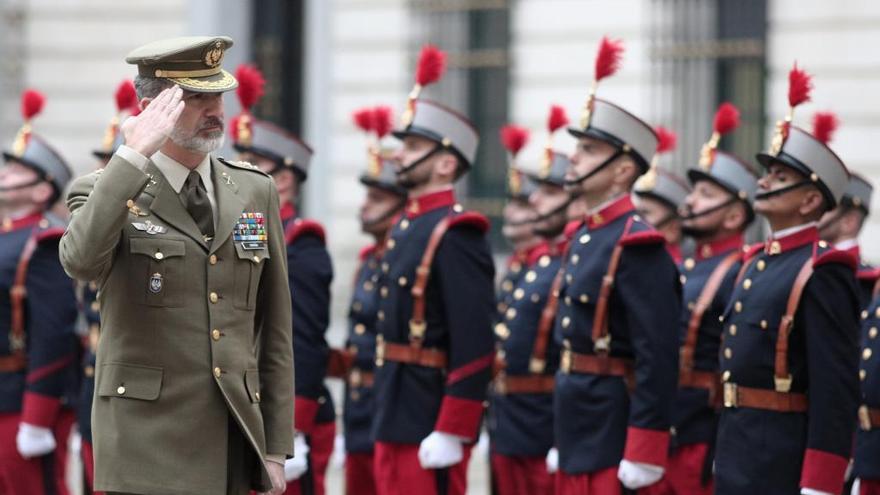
[
  {"xmin": 170, "ymin": 91, "xmax": 225, "ymax": 153},
  {"xmin": 360, "ymin": 186, "xmax": 403, "ymax": 235},
  {"xmin": 567, "ymin": 137, "xmax": 619, "ymax": 194},
  {"xmin": 635, "ymin": 195, "xmax": 676, "ymax": 231},
  {"xmin": 682, "ymin": 179, "xmax": 736, "ymax": 237},
  {"xmin": 0, "ymin": 161, "xmax": 46, "ymax": 210},
  {"xmin": 529, "ymin": 184, "xmax": 569, "ymax": 237},
  {"xmin": 501, "ymin": 199, "xmax": 535, "ymax": 244},
  {"xmin": 394, "ymin": 135, "xmax": 437, "ymax": 189},
  {"xmin": 755, "ymin": 163, "xmax": 815, "ymax": 216}
]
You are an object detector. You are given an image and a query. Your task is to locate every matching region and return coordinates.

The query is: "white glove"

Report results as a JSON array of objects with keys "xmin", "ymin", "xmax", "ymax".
[
  {"xmin": 475, "ymin": 430, "xmax": 490, "ymax": 459},
  {"xmin": 801, "ymin": 489, "xmax": 834, "ymax": 495},
  {"xmin": 618, "ymin": 459, "xmax": 664, "ymax": 489},
  {"xmin": 418, "ymin": 431, "xmax": 464, "ymax": 469},
  {"xmin": 70, "ymin": 430, "xmax": 82, "ymax": 456},
  {"xmin": 16, "ymin": 423, "xmax": 56, "ymax": 458},
  {"xmin": 330, "ymin": 433, "xmax": 346, "ymax": 470},
  {"xmin": 284, "ymin": 434, "xmax": 310, "ymax": 481},
  {"xmin": 546, "ymin": 448, "xmax": 559, "ymax": 474},
  {"xmin": 852, "ymin": 478, "xmax": 861, "ymax": 495}
]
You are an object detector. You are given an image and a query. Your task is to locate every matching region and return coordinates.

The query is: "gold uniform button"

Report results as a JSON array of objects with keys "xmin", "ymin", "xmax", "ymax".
[
  {"xmin": 117, "ymin": 385, "xmax": 126, "ymax": 395},
  {"xmin": 580, "ymin": 294, "xmax": 590, "ymax": 304},
  {"xmin": 363, "ymin": 281, "xmax": 374, "ymax": 291},
  {"xmin": 214, "ymin": 367, "xmax": 222, "ymax": 378},
  {"xmin": 864, "ymin": 348, "xmax": 873, "ymax": 360},
  {"xmin": 724, "ymin": 348, "xmax": 732, "ymax": 359},
  {"xmin": 377, "ymin": 310, "xmax": 385, "ymax": 321},
  {"xmin": 398, "ymin": 276, "xmax": 407, "ymax": 287},
  {"xmin": 506, "ymin": 308, "xmax": 517, "ymax": 320},
  {"xmin": 862, "ymin": 310, "xmax": 869, "ymax": 320},
  {"xmin": 211, "ymin": 329, "xmax": 221, "ymax": 341},
  {"xmin": 743, "ymin": 279, "xmax": 752, "ymax": 290},
  {"xmin": 525, "ymin": 271, "xmax": 537, "ymax": 283},
  {"xmin": 565, "ymin": 274, "xmax": 573, "ymax": 284},
  {"xmin": 387, "ymin": 239, "xmax": 396, "ymax": 250},
  {"xmin": 84, "ymin": 366, "xmax": 95, "ymax": 377},
  {"xmin": 252, "ymin": 256, "xmax": 261, "ymax": 263},
  {"xmin": 861, "ymin": 369, "xmax": 867, "ymax": 381},
  {"xmin": 722, "ymin": 370, "xmax": 731, "ymax": 382},
  {"xmin": 400, "ymin": 219, "xmax": 410, "ymax": 230},
  {"xmin": 734, "ymin": 301, "xmax": 743, "ymax": 313},
  {"xmin": 870, "ymin": 327, "xmax": 878, "ymax": 339},
  {"xmin": 494, "ymin": 323, "xmax": 510, "ymax": 339},
  {"xmin": 757, "ymin": 260, "xmax": 766, "ymax": 271},
  {"xmin": 680, "ymin": 275, "xmax": 687, "ymax": 285},
  {"xmin": 154, "ymin": 252, "xmax": 164, "ymax": 260},
  {"xmin": 254, "ymin": 392, "xmax": 261, "ymax": 402},
  {"xmin": 209, "ymin": 292, "xmax": 219, "ymax": 303},
  {"xmin": 818, "ymin": 240, "xmax": 828, "ymax": 248},
  {"xmin": 531, "ymin": 293, "xmax": 541, "ymax": 303},
  {"xmin": 875, "ymin": 307, "xmax": 880, "ymax": 318},
  {"xmin": 382, "ymin": 263, "xmax": 390, "ymax": 274},
  {"xmin": 564, "ymin": 296, "xmax": 572, "ymax": 306},
  {"xmin": 502, "ymin": 280, "xmax": 513, "ymax": 292},
  {"xmin": 91, "ymin": 301, "xmax": 100, "ymax": 312},
  {"xmin": 514, "ymin": 288, "xmax": 525, "ymax": 300},
  {"xmin": 579, "ymin": 234, "xmax": 591, "ymax": 244},
  {"xmin": 571, "ymin": 254, "xmax": 580, "ymax": 265},
  {"xmin": 562, "ymin": 316, "xmax": 571, "ymax": 328},
  {"xmin": 355, "ymin": 323, "xmax": 366, "ymax": 335},
  {"xmin": 539, "ymin": 256, "xmax": 551, "ymax": 267},
  {"xmin": 729, "ymin": 325, "xmax": 737, "ymax": 336},
  {"xmin": 353, "ymin": 302, "xmax": 363, "ymax": 312},
  {"xmin": 453, "ymin": 204, "xmax": 464, "ymax": 213},
  {"xmin": 380, "ymin": 287, "xmax": 389, "ymax": 298},
  {"xmin": 126, "ymin": 199, "xmax": 135, "ymax": 208},
  {"xmin": 684, "ymin": 258, "xmax": 695, "ymax": 271},
  {"xmin": 760, "ymin": 320, "xmax": 768, "ymax": 330},
  {"xmin": 209, "ymin": 254, "xmax": 218, "ymax": 265}
]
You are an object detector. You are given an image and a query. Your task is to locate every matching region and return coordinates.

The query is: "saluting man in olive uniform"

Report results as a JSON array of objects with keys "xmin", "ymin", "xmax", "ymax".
[{"xmin": 60, "ymin": 36, "xmax": 294, "ymax": 495}]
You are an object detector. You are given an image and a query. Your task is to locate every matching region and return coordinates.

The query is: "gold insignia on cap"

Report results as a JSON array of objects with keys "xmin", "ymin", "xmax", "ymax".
[{"xmin": 204, "ymin": 40, "xmax": 225, "ymax": 68}]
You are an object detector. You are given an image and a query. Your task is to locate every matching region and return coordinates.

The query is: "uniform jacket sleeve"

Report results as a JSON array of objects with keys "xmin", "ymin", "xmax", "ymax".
[
  {"xmin": 432, "ymin": 225, "xmax": 495, "ymax": 440},
  {"xmin": 21, "ymin": 240, "xmax": 79, "ymax": 427},
  {"xmin": 287, "ymin": 233, "xmax": 333, "ymax": 434},
  {"xmin": 798, "ymin": 262, "xmax": 859, "ymax": 494},
  {"xmin": 254, "ymin": 183, "xmax": 295, "ymax": 457},
  {"xmin": 617, "ymin": 242, "xmax": 681, "ymax": 467},
  {"xmin": 60, "ymin": 155, "xmax": 151, "ymax": 282}
]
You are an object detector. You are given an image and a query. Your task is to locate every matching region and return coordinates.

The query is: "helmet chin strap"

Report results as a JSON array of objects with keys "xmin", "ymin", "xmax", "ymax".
[
  {"xmin": 361, "ymin": 199, "xmax": 406, "ymax": 228},
  {"xmin": 0, "ymin": 179, "xmax": 42, "ymax": 193},
  {"xmin": 753, "ymin": 180, "xmax": 813, "ymax": 201},
  {"xmin": 563, "ymin": 148, "xmax": 625, "ymax": 187},
  {"xmin": 395, "ymin": 144, "xmax": 443, "ymax": 177},
  {"xmin": 680, "ymin": 196, "xmax": 739, "ymax": 221},
  {"xmin": 533, "ymin": 196, "xmax": 574, "ymax": 223}
]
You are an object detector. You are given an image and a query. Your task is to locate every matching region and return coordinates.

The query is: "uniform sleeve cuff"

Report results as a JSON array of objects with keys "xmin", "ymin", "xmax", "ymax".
[
  {"xmin": 116, "ymin": 145, "xmax": 149, "ymax": 171},
  {"xmin": 434, "ymin": 396, "xmax": 484, "ymax": 441},
  {"xmin": 800, "ymin": 448, "xmax": 848, "ymax": 494},
  {"xmin": 266, "ymin": 454, "xmax": 286, "ymax": 465},
  {"xmin": 21, "ymin": 392, "xmax": 60, "ymax": 428},
  {"xmin": 294, "ymin": 396, "xmax": 319, "ymax": 434},
  {"xmin": 623, "ymin": 426, "xmax": 670, "ymax": 467}
]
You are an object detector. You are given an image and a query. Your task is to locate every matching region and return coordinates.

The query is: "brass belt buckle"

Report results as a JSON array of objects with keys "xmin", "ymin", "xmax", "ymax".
[
  {"xmin": 774, "ymin": 374, "xmax": 792, "ymax": 393},
  {"xmin": 593, "ymin": 335, "xmax": 611, "ymax": 353},
  {"xmin": 375, "ymin": 335, "xmax": 385, "ymax": 367},
  {"xmin": 859, "ymin": 405, "xmax": 873, "ymax": 431},
  {"xmin": 723, "ymin": 382, "xmax": 738, "ymax": 408},
  {"xmin": 560, "ymin": 349, "xmax": 572, "ymax": 374}
]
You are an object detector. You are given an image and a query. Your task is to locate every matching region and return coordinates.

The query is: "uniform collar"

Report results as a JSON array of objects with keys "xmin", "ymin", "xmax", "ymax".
[
  {"xmin": 585, "ymin": 194, "xmax": 635, "ymax": 230},
  {"xmin": 0, "ymin": 211, "xmax": 44, "ymax": 233},
  {"xmin": 695, "ymin": 233, "xmax": 744, "ymax": 261},
  {"xmin": 666, "ymin": 243, "xmax": 683, "ymax": 265},
  {"xmin": 765, "ymin": 222, "xmax": 818, "ymax": 255},
  {"xmin": 280, "ymin": 202, "xmax": 296, "ymax": 222},
  {"xmin": 152, "ymin": 151, "xmax": 213, "ymax": 197},
  {"xmin": 835, "ymin": 238, "xmax": 860, "ymax": 259},
  {"xmin": 405, "ymin": 188, "xmax": 456, "ymax": 219},
  {"xmin": 550, "ymin": 235, "xmax": 570, "ymax": 256}
]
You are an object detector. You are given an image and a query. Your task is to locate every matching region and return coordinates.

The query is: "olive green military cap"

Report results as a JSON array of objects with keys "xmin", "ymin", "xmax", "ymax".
[{"xmin": 125, "ymin": 36, "xmax": 238, "ymax": 93}]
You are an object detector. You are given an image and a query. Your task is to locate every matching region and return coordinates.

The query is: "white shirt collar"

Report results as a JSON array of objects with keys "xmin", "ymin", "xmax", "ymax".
[
  {"xmin": 835, "ymin": 238, "xmax": 859, "ymax": 251},
  {"xmin": 771, "ymin": 221, "xmax": 817, "ymax": 239},
  {"xmin": 151, "ymin": 151, "xmax": 213, "ymax": 197}
]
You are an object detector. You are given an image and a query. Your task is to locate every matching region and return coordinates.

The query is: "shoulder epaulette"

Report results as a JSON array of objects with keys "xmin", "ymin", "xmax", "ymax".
[
  {"xmin": 359, "ymin": 244, "xmax": 378, "ymax": 262},
  {"xmin": 447, "ymin": 211, "xmax": 489, "ymax": 234},
  {"xmin": 217, "ymin": 156, "xmax": 270, "ymax": 176},
  {"xmin": 285, "ymin": 218, "xmax": 326, "ymax": 245},
  {"xmin": 814, "ymin": 246, "xmax": 858, "ymax": 272}
]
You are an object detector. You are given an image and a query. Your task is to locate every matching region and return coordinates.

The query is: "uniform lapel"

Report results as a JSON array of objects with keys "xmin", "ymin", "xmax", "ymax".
[
  {"xmin": 210, "ymin": 157, "xmax": 245, "ymax": 254},
  {"xmin": 143, "ymin": 160, "xmax": 209, "ymax": 251}
]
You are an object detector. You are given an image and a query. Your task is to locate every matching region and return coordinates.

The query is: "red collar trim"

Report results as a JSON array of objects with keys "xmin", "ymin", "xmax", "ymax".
[
  {"xmin": 843, "ymin": 244, "xmax": 860, "ymax": 261},
  {"xmin": 405, "ymin": 189, "xmax": 456, "ymax": 219},
  {"xmin": 696, "ymin": 233, "xmax": 745, "ymax": 261},
  {"xmin": 280, "ymin": 202, "xmax": 296, "ymax": 222},
  {"xmin": 586, "ymin": 195, "xmax": 635, "ymax": 230},
  {"xmin": 666, "ymin": 243, "xmax": 683, "ymax": 265},
  {"xmin": 1, "ymin": 212, "xmax": 43, "ymax": 233},
  {"xmin": 765, "ymin": 226, "xmax": 819, "ymax": 255}
]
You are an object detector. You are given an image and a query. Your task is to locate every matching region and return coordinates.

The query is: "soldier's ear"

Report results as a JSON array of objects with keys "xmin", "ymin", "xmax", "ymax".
[
  {"xmin": 799, "ymin": 188, "xmax": 826, "ymax": 219},
  {"xmin": 434, "ymin": 151, "xmax": 458, "ymax": 179},
  {"xmin": 722, "ymin": 201, "xmax": 747, "ymax": 231},
  {"xmin": 139, "ymin": 97, "xmax": 153, "ymax": 111},
  {"xmin": 613, "ymin": 158, "xmax": 638, "ymax": 188}
]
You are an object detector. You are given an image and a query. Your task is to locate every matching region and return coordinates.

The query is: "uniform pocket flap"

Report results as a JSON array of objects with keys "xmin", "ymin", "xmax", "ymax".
[
  {"xmin": 234, "ymin": 242, "xmax": 270, "ymax": 263},
  {"xmin": 130, "ymin": 237, "xmax": 186, "ymax": 259},
  {"xmin": 98, "ymin": 362, "xmax": 164, "ymax": 401},
  {"xmin": 245, "ymin": 369, "xmax": 261, "ymax": 403}
]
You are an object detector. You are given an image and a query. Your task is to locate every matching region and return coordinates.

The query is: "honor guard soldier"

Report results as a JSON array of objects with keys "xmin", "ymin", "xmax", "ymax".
[
  {"xmin": 230, "ymin": 64, "xmax": 335, "ymax": 495},
  {"xmin": 77, "ymin": 79, "xmax": 140, "ymax": 493},
  {"xmin": 633, "ymin": 127, "xmax": 690, "ymax": 264},
  {"xmin": 326, "ymin": 105, "xmax": 406, "ymax": 495},
  {"xmin": 817, "ymin": 130, "xmax": 876, "ymax": 305},
  {"xmin": 61, "ymin": 37, "xmax": 295, "ymax": 495},
  {"xmin": 488, "ymin": 107, "xmax": 571, "ymax": 495},
  {"xmin": 497, "ymin": 127, "xmax": 540, "ymax": 321},
  {"xmin": 643, "ymin": 102, "xmax": 758, "ymax": 495},
  {"xmin": 370, "ymin": 45, "xmax": 495, "ymax": 495},
  {"xmin": 852, "ymin": 279, "xmax": 880, "ymax": 494},
  {"xmin": 713, "ymin": 64, "xmax": 860, "ymax": 495},
  {"xmin": 0, "ymin": 89, "xmax": 79, "ymax": 494},
  {"xmin": 550, "ymin": 37, "xmax": 681, "ymax": 494}
]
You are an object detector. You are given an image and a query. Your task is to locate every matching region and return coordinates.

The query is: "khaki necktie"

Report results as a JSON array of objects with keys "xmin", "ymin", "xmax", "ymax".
[{"xmin": 180, "ymin": 170, "xmax": 214, "ymax": 242}]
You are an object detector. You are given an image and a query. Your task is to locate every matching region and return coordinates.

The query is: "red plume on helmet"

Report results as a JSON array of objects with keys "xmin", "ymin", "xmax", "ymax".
[
  {"xmin": 811, "ymin": 111, "xmax": 839, "ymax": 145},
  {"xmin": 655, "ymin": 126, "xmax": 677, "ymax": 154},
  {"xmin": 579, "ymin": 36, "xmax": 624, "ymax": 128},
  {"xmin": 401, "ymin": 45, "xmax": 448, "ymax": 126},
  {"xmin": 115, "ymin": 80, "xmax": 138, "ymax": 114},
  {"xmin": 547, "ymin": 105, "xmax": 569, "ymax": 134},
  {"xmin": 353, "ymin": 108, "xmax": 374, "ymax": 133},
  {"xmin": 699, "ymin": 102, "xmax": 740, "ymax": 168},
  {"xmin": 500, "ymin": 125, "xmax": 530, "ymax": 158},
  {"xmin": 11, "ymin": 89, "xmax": 45, "ymax": 156},
  {"xmin": 769, "ymin": 62, "xmax": 814, "ymax": 155},
  {"xmin": 372, "ymin": 106, "xmax": 393, "ymax": 139},
  {"xmin": 230, "ymin": 64, "xmax": 266, "ymax": 145}
]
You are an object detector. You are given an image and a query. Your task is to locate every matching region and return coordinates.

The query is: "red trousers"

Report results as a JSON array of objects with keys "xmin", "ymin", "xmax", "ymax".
[
  {"xmin": 346, "ymin": 452, "xmax": 377, "ymax": 495},
  {"xmin": 639, "ymin": 443, "xmax": 712, "ymax": 495},
  {"xmin": 861, "ymin": 479, "xmax": 880, "ymax": 495},
  {"xmin": 81, "ymin": 440, "xmax": 105, "ymax": 495},
  {"xmin": 555, "ymin": 466, "xmax": 620, "ymax": 495},
  {"xmin": 0, "ymin": 410, "xmax": 75, "ymax": 495},
  {"xmin": 374, "ymin": 441, "xmax": 472, "ymax": 495},
  {"xmin": 284, "ymin": 420, "xmax": 336, "ymax": 495},
  {"xmin": 490, "ymin": 452, "xmax": 553, "ymax": 495}
]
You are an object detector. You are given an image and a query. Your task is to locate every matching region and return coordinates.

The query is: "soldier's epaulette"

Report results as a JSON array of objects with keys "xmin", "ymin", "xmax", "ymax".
[
  {"xmin": 35, "ymin": 227, "xmax": 65, "ymax": 243},
  {"xmin": 564, "ymin": 219, "xmax": 583, "ymax": 240},
  {"xmin": 813, "ymin": 246, "xmax": 858, "ymax": 271},
  {"xmin": 217, "ymin": 156, "xmax": 270, "ymax": 176},
  {"xmin": 359, "ymin": 244, "xmax": 378, "ymax": 262},
  {"xmin": 857, "ymin": 265, "xmax": 880, "ymax": 282},
  {"xmin": 618, "ymin": 219, "xmax": 664, "ymax": 247},
  {"xmin": 447, "ymin": 211, "xmax": 489, "ymax": 234},
  {"xmin": 285, "ymin": 218, "xmax": 326, "ymax": 245}
]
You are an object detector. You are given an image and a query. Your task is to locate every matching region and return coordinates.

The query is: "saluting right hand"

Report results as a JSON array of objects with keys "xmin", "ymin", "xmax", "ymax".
[{"xmin": 120, "ymin": 85, "xmax": 185, "ymax": 158}]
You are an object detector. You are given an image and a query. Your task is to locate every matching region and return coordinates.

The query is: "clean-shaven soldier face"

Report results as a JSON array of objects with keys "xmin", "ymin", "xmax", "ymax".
[
  {"xmin": 566, "ymin": 136, "xmax": 623, "ymax": 197},
  {"xmin": 0, "ymin": 161, "xmax": 51, "ymax": 210},
  {"xmin": 170, "ymin": 90, "xmax": 225, "ymax": 154},
  {"xmin": 360, "ymin": 185, "xmax": 404, "ymax": 236},
  {"xmin": 501, "ymin": 199, "xmax": 536, "ymax": 244},
  {"xmin": 681, "ymin": 179, "xmax": 742, "ymax": 238},
  {"xmin": 754, "ymin": 163, "xmax": 824, "ymax": 219},
  {"xmin": 530, "ymin": 184, "xmax": 569, "ymax": 238}
]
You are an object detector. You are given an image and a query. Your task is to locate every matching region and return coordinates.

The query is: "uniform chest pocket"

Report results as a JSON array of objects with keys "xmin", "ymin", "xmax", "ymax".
[
  {"xmin": 128, "ymin": 237, "xmax": 186, "ymax": 307},
  {"xmin": 233, "ymin": 242, "xmax": 270, "ymax": 310}
]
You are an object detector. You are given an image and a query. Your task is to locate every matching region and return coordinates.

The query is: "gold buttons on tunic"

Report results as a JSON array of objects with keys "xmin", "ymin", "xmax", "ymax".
[
  {"xmin": 531, "ymin": 293, "xmax": 540, "ymax": 303},
  {"xmin": 211, "ymin": 329, "xmax": 221, "ymax": 341},
  {"xmin": 209, "ymin": 292, "xmax": 219, "ymax": 303},
  {"xmin": 494, "ymin": 323, "xmax": 510, "ymax": 339},
  {"xmin": 680, "ymin": 275, "xmax": 687, "ymax": 285},
  {"xmin": 757, "ymin": 260, "xmax": 766, "ymax": 271},
  {"xmin": 565, "ymin": 274, "xmax": 573, "ymax": 284},
  {"xmin": 355, "ymin": 324, "xmax": 366, "ymax": 335},
  {"xmin": 387, "ymin": 239, "xmax": 396, "ymax": 250},
  {"xmin": 760, "ymin": 320, "xmax": 768, "ymax": 330},
  {"xmin": 117, "ymin": 386, "xmax": 126, "ymax": 395},
  {"xmin": 724, "ymin": 348, "xmax": 732, "ymax": 359},
  {"xmin": 398, "ymin": 277, "xmax": 407, "ymax": 287},
  {"xmin": 562, "ymin": 317, "xmax": 571, "ymax": 328},
  {"xmin": 506, "ymin": 308, "xmax": 517, "ymax": 320},
  {"xmin": 684, "ymin": 258, "xmax": 695, "ymax": 271},
  {"xmin": 862, "ymin": 310, "xmax": 869, "ymax": 320},
  {"xmin": 380, "ymin": 287, "xmax": 388, "ymax": 298},
  {"xmin": 743, "ymin": 279, "xmax": 752, "ymax": 290},
  {"xmin": 91, "ymin": 301, "xmax": 100, "ymax": 312},
  {"xmin": 213, "ymin": 367, "xmax": 222, "ymax": 378},
  {"xmin": 539, "ymin": 256, "xmax": 551, "ymax": 267},
  {"xmin": 513, "ymin": 288, "xmax": 524, "ymax": 300},
  {"xmin": 564, "ymin": 296, "xmax": 572, "ymax": 306},
  {"xmin": 864, "ymin": 348, "xmax": 873, "ymax": 360},
  {"xmin": 154, "ymin": 252, "xmax": 164, "ymax": 260},
  {"xmin": 734, "ymin": 301, "xmax": 742, "ymax": 313},
  {"xmin": 580, "ymin": 294, "xmax": 589, "ymax": 304},
  {"xmin": 209, "ymin": 254, "xmax": 218, "ymax": 265},
  {"xmin": 729, "ymin": 325, "xmax": 737, "ymax": 336},
  {"xmin": 722, "ymin": 371, "xmax": 731, "ymax": 382},
  {"xmin": 875, "ymin": 307, "xmax": 880, "ymax": 318},
  {"xmin": 400, "ymin": 219, "xmax": 410, "ymax": 230},
  {"xmin": 861, "ymin": 369, "xmax": 867, "ymax": 381},
  {"xmin": 571, "ymin": 254, "xmax": 580, "ymax": 265},
  {"xmin": 870, "ymin": 327, "xmax": 878, "ymax": 339},
  {"xmin": 525, "ymin": 271, "xmax": 537, "ymax": 283},
  {"xmin": 502, "ymin": 280, "xmax": 514, "ymax": 292},
  {"xmin": 377, "ymin": 310, "xmax": 385, "ymax": 321},
  {"xmin": 579, "ymin": 234, "xmax": 591, "ymax": 244}
]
